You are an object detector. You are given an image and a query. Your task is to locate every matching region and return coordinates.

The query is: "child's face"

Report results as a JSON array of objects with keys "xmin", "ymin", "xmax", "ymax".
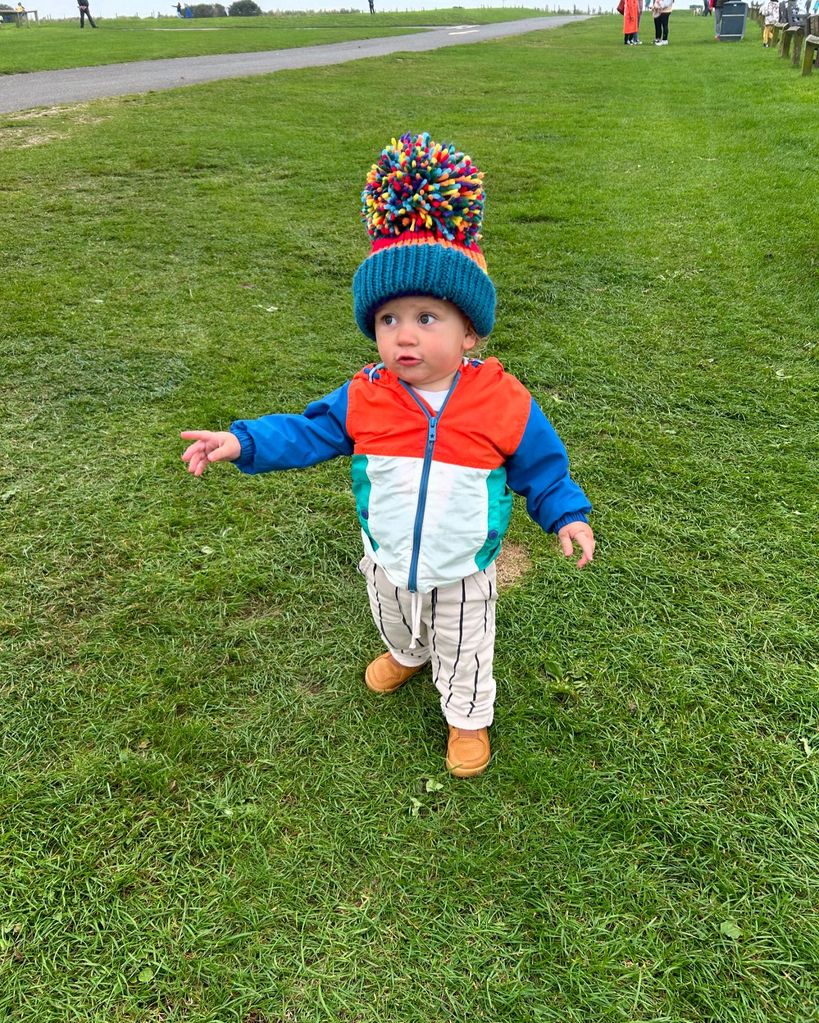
[{"xmin": 374, "ymin": 296, "xmax": 477, "ymax": 392}]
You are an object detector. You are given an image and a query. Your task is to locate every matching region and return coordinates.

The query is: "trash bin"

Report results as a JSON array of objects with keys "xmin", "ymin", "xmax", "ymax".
[{"xmin": 718, "ymin": 0, "xmax": 748, "ymax": 37}]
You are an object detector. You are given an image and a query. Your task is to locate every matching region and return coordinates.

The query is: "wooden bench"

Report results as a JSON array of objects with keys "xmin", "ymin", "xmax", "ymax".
[
  {"xmin": 771, "ymin": 0, "xmax": 798, "ymax": 45},
  {"xmin": 772, "ymin": 20, "xmax": 790, "ymax": 45},
  {"xmin": 802, "ymin": 32, "xmax": 819, "ymax": 73},
  {"xmin": 780, "ymin": 22, "xmax": 803, "ymax": 58}
]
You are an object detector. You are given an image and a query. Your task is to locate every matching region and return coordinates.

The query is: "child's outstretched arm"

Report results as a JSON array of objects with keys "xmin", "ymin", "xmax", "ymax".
[
  {"xmin": 180, "ymin": 431, "xmax": 241, "ymax": 476},
  {"xmin": 179, "ymin": 382, "xmax": 354, "ymax": 479}
]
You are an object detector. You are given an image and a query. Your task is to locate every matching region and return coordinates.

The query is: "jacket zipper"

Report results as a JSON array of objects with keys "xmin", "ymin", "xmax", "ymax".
[{"xmin": 401, "ymin": 372, "xmax": 461, "ymax": 592}]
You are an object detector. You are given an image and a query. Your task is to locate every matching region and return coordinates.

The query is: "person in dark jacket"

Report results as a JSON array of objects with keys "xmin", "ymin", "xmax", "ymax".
[{"xmin": 78, "ymin": 0, "xmax": 96, "ymax": 27}]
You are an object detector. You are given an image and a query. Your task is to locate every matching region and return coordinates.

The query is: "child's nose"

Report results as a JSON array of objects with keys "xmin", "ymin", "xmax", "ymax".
[{"xmin": 397, "ymin": 325, "xmax": 417, "ymax": 345}]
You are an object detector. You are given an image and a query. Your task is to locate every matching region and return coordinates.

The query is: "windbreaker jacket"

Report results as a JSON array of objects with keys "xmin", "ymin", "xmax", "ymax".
[{"xmin": 230, "ymin": 357, "xmax": 591, "ymax": 594}]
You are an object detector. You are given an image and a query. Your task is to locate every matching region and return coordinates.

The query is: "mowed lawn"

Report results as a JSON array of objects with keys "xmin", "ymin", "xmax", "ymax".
[
  {"xmin": 1, "ymin": 15, "xmax": 817, "ymax": 1023},
  {"xmin": 0, "ymin": 7, "xmax": 542, "ymax": 74}
]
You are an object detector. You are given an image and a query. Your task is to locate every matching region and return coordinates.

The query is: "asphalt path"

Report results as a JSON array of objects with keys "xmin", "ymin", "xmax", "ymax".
[{"xmin": 0, "ymin": 16, "xmax": 589, "ymax": 115}]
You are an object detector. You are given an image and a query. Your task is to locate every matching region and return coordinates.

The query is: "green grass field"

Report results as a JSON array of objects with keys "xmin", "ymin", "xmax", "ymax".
[
  {"xmin": 1, "ymin": 13, "xmax": 818, "ymax": 1022},
  {"xmin": 0, "ymin": 7, "xmax": 545, "ymax": 74}
]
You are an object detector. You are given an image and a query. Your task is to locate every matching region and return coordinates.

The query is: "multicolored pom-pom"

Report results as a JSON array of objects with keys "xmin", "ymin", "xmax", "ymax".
[{"xmin": 361, "ymin": 132, "xmax": 485, "ymax": 247}]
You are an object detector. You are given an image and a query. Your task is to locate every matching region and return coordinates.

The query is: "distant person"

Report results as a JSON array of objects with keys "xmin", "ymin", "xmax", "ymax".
[
  {"xmin": 713, "ymin": 0, "xmax": 725, "ymax": 36},
  {"xmin": 622, "ymin": 0, "xmax": 641, "ymax": 43},
  {"xmin": 368, "ymin": 0, "xmax": 375, "ymax": 12},
  {"xmin": 702, "ymin": 0, "xmax": 710, "ymax": 14},
  {"xmin": 761, "ymin": 0, "xmax": 778, "ymax": 43},
  {"xmin": 15, "ymin": 1, "xmax": 28, "ymax": 21},
  {"xmin": 652, "ymin": 0, "xmax": 673, "ymax": 43},
  {"xmin": 635, "ymin": 0, "xmax": 645, "ymax": 41},
  {"xmin": 78, "ymin": 0, "xmax": 97, "ymax": 27},
  {"xmin": 173, "ymin": 1, "xmax": 183, "ymax": 14}
]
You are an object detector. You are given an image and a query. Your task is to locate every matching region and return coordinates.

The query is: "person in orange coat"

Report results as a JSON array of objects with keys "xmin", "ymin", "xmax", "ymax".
[{"xmin": 623, "ymin": 0, "xmax": 642, "ymax": 43}]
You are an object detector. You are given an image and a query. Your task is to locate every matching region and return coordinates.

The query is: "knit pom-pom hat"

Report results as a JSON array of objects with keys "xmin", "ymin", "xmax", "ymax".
[{"xmin": 352, "ymin": 132, "xmax": 496, "ymax": 340}]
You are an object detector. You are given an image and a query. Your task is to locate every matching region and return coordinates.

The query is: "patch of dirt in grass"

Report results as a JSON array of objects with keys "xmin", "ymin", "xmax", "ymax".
[
  {"xmin": 6, "ymin": 104, "xmax": 106, "ymax": 123},
  {"xmin": 0, "ymin": 128, "xmax": 62, "ymax": 149},
  {"xmin": 495, "ymin": 542, "xmax": 532, "ymax": 590},
  {"xmin": 0, "ymin": 106, "xmax": 107, "ymax": 150},
  {"xmin": 6, "ymin": 105, "xmax": 70, "ymax": 120}
]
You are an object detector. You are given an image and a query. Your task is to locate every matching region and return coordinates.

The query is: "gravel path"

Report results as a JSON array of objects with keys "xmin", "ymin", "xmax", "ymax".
[{"xmin": 0, "ymin": 16, "xmax": 589, "ymax": 115}]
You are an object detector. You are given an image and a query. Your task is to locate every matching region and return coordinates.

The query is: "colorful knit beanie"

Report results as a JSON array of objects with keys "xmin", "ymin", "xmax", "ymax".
[{"xmin": 352, "ymin": 132, "xmax": 496, "ymax": 341}]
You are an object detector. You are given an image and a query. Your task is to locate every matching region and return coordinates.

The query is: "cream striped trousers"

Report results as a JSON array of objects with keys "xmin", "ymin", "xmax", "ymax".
[{"xmin": 359, "ymin": 555, "xmax": 498, "ymax": 729}]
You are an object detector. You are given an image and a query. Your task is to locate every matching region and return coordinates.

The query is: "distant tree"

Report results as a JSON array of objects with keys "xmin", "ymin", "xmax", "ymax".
[
  {"xmin": 191, "ymin": 3, "xmax": 226, "ymax": 13},
  {"xmin": 228, "ymin": 0, "xmax": 261, "ymax": 13}
]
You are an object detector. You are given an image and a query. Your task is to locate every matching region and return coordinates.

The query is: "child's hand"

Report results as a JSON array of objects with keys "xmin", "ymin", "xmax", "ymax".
[
  {"xmin": 180, "ymin": 430, "xmax": 241, "ymax": 476},
  {"xmin": 557, "ymin": 521, "xmax": 596, "ymax": 569}
]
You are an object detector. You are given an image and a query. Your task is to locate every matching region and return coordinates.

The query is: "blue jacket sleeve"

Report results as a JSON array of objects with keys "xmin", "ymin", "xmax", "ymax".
[
  {"xmin": 229, "ymin": 382, "xmax": 353, "ymax": 475},
  {"xmin": 505, "ymin": 396, "xmax": 592, "ymax": 534}
]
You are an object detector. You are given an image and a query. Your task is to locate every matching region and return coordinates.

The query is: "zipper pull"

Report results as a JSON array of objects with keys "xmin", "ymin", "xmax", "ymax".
[{"xmin": 428, "ymin": 417, "xmax": 437, "ymax": 447}]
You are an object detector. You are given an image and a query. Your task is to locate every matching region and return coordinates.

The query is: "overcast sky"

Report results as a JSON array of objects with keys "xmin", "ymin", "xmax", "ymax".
[{"xmin": 30, "ymin": 1, "xmax": 603, "ymax": 25}]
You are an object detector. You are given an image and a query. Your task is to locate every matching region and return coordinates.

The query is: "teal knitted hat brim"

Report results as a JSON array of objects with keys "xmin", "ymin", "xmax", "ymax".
[{"xmin": 353, "ymin": 242, "xmax": 496, "ymax": 341}]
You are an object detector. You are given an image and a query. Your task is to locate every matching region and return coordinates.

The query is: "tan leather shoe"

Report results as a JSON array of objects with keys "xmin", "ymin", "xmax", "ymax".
[
  {"xmin": 446, "ymin": 726, "xmax": 491, "ymax": 778},
  {"xmin": 364, "ymin": 653, "xmax": 423, "ymax": 694}
]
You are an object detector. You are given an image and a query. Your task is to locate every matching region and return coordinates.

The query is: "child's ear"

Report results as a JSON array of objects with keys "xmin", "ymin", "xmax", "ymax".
[{"xmin": 462, "ymin": 320, "xmax": 479, "ymax": 352}]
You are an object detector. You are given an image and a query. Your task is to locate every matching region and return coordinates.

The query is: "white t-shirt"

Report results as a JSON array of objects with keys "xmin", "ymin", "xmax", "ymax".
[{"xmin": 411, "ymin": 388, "xmax": 448, "ymax": 413}]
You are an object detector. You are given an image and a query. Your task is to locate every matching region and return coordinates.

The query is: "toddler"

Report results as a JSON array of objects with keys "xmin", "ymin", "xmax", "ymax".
[
  {"xmin": 761, "ymin": 0, "xmax": 779, "ymax": 45},
  {"xmin": 181, "ymin": 133, "xmax": 595, "ymax": 778}
]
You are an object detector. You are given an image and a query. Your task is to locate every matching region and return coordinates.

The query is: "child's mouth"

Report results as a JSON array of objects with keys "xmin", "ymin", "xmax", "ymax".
[{"xmin": 397, "ymin": 356, "xmax": 421, "ymax": 366}]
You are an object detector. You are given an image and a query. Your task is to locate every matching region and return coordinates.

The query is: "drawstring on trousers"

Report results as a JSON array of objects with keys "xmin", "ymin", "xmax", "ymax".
[{"xmin": 408, "ymin": 591, "xmax": 423, "ymax": 649}]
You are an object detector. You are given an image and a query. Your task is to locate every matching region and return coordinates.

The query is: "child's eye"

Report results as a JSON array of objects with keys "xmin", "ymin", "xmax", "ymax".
[
  {"xmin": 418, "ymin": 313, "xmax": 436, "ymax": 325},
  {"xmin": 380, "ymin": 314, "xmax": 396, "ymax": 326}
]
